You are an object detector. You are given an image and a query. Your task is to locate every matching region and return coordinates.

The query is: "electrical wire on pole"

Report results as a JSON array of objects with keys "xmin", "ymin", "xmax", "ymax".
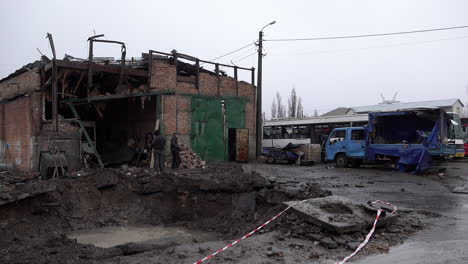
[
  {"xmin": 206, "ymin": 42, "xmax": 256, "ymax": 62},
  {"xmin": 265, "ymin": 25, "xmax": 468, "ymax": 42}
]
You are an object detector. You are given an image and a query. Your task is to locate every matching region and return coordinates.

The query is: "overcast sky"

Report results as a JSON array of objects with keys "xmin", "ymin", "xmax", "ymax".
[{"xmin": 1, "ymin": 0, "xmax": 468, "ymax": 116}]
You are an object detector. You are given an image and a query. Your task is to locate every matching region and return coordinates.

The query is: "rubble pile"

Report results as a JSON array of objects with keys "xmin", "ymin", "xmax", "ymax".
[
  {"xmin": 0, "ymin": 170, "xmax": 56, "ymax": 206},
  {"xmin": 166, "ymin": 143, "xmax": 206, "ymax": 169}
]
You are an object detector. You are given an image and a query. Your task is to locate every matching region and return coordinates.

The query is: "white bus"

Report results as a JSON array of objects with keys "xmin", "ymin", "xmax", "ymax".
[
  {"xmin": 263, "ymin": 114, "xmax": 368, "ymax": 148},
  {"xmin": 447, "ymin": 112, "xmax": 465, "ymax": 158}
]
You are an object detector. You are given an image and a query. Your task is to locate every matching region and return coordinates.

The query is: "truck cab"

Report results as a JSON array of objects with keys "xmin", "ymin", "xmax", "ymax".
[{"xmin": 325, "ymin": 127, "xmax": 366, "ymax": 167}]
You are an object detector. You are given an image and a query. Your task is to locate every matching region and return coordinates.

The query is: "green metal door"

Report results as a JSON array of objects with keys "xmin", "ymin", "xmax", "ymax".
[{"xmin": 191, "ymin": 97, "xmax": 245, "ymax": 161}]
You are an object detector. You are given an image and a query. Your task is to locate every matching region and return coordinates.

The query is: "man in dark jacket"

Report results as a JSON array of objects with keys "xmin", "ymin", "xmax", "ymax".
[
  {"xmin": 171, "ymin": 132, "xmax": 181, "ymax": 169},
  {"xmin": 151, "ymin": 130, "xmax": 166, "ymax": 173}
]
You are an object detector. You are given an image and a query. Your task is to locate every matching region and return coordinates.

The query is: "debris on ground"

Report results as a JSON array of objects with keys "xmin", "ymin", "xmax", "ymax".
[
  {"xmin": 165, "ymin": 144, "xmax": 206, "ymax": 169},
  {"xmin": 0, "ymin": 162, "xmax": 437, "ymax": 264},
  {"xmin": 284, "ymin": 196, "xmax": 396, "ymax": 234}
]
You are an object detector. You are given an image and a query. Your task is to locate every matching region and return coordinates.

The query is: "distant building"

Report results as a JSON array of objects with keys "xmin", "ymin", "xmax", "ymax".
[
  {"xmin": 320, "ymin": 107, "xmax": 351, "ymax": 117},
  {"xmin": 264, "ymin": 98, "xmax": 465, "ymax": 146},
  {"xmin": 322, "ymin": 99, "xmax": 464, "ymax": 116}
]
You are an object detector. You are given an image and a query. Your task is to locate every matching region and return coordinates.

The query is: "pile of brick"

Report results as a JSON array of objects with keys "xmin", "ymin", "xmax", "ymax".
[{"xmin": 165, "ymin": 144, "xmax": 206, "ymax": 169}]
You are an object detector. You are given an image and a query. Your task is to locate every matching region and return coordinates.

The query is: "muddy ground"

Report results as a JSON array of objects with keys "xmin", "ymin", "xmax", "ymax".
[{"xmin": 1, "ymin": 160, "xmax": 466, "ymax": 264}]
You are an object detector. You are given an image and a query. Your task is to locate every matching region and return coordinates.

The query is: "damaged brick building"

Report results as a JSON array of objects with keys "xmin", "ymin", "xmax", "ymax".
[{"xmin": 0, "ymin": 35, "xmax": 257, "ymax": 174}]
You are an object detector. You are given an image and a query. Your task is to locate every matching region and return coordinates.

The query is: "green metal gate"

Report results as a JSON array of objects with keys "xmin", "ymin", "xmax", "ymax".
[{"xmin": 191, "ymin": 97, "xmax": 245, "ymax": 161}]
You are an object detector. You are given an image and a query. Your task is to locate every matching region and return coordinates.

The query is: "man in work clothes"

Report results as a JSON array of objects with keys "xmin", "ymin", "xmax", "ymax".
[
  {"xmin": 152, "ymin": 130, "xmax": 166, "ymax": 173},
  {"xmin": 171, "ymin": 133, "xmax": 182, "ymax": 169}
]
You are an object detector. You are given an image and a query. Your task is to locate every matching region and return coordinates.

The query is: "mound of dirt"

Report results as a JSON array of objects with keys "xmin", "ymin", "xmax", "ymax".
[{"xmin": 0, "ymin": 163, "xmax": 326, "ymax": 264}]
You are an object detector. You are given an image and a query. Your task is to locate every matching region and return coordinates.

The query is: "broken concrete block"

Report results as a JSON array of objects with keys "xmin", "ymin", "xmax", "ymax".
[
  {"xmin": 0, "ymin": 193, "xmax": 12, "ymax": 200},
  {"xmin": 346, "ymin": 241, "xmax": 361, "ymax": 250},
  {"xmin": 320, "ymin": 236, "xmax": 338, "ymax": 249},
  {"xmin": 284, "ymin": 196, "xmax": 395, "ymax": 234}
]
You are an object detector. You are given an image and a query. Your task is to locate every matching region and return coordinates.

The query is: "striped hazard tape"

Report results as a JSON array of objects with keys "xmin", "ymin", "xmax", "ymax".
[
  {"xmin": 192, "ymin": 199, "xmax": 397, "ymax": 264},
  {"xmin": 192, "ymin": 199, "xmax": 309, "ymax": 264},
  {"xmin": 335, "ymin": 200, "xmax": 397, "ymax": 264}
]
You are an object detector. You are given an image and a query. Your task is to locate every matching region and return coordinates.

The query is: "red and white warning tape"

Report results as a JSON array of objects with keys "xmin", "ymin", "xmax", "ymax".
[
  {"xmin": 335, "ymin": 200, "xmax": 397, "ymax": 264},
  {"xmin": 192, "ymin": 199, "xmax": 397, "ymax": 264},
  {"xmin": 192, "ymin": 199, "xmax": 309, "ymax": 264}
]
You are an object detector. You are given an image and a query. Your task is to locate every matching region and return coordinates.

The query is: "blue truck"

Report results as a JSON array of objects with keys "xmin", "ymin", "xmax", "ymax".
[{"xmin": 325, "ymin": 109, "xmax": 456, "ymax": 172}]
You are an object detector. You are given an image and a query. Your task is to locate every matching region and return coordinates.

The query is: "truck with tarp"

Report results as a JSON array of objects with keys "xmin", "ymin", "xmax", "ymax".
[{"xmin": 325, "ymin": 108, "xmax": 456, "ymax": 172}]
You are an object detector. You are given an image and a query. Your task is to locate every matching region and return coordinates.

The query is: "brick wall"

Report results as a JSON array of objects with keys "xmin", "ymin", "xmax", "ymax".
[
  {"xmin": 199, "ymin": 73, "xmax": 218, "ymax": 96},
  {"xmin": 149, "ymin": 61, "xmax": 256, "ymax": 158},
  {"xmin": 238, "ymin": 81, "xmax": 256, "ymax": 136},
  {"xmin": 0, "ymin": 69, "xmax": 41, "ymax": 100},
  {"xmin": 0, "ymin": 93, "xmax": 42, "ymax": 171}
]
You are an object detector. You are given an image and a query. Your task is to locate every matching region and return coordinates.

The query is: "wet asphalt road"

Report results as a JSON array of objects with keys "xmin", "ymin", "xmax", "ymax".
[{"xmin": 243, "ymin": 159, "xmax": 468, "ymax": 264}]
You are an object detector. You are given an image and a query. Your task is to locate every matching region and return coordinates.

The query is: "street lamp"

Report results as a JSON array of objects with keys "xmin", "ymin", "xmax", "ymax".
[{"xmin": 256, "ymin": 21, "xmax": 276, "ymax": 159}]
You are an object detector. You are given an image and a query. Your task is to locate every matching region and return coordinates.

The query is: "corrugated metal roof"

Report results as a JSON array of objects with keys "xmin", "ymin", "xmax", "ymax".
[
  {"xmin": 320, "ymin": 107, "xmax": 350, "ymax": 116},
  {"xmin": 265, "ymin": 114, "xmax": 368, "ymax": 126},
  {"xmin": 351, "ymin": 99, "xmax": 463, "ymax": 113}
]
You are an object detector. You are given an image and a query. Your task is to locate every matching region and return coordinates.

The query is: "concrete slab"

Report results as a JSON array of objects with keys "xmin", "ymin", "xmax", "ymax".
[
  {"xmin": 285, "ymin": 196, "xmax": 395, "ymax": 234},
  {"xmin": 451, "ymin": 185, "xmax": 468, "ymax": 194}
]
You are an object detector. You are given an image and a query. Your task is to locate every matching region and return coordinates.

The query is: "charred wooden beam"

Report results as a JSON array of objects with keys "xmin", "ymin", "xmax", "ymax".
[
  {"xmin": 72, "ymin": 71, "xmax": 85, "ymax": 94},
  {"xmin": 251, "ymin": 67, "xmax": 255, "ymax": 86},
  {"xmin": 147, "ymin": 50, "xmax": 153, "ymax": 90},
  {"xmin": 61, "ymin": 70, "xmax": 69, "ymax": 99},
  {"xmin": 47, "ymin": 60, "xmax": 147, "ymax": 77},
  {"xmin": 46, "ymin": 33, "xmax": 58, "ymax": 132},
  {"xmin": 234, "ymin": 66, "xmax": 239, "ymax": 96},
  {"xmin": 215, "ymin": 63, "xmax": 220, "ymax": 96},
  {"xmin": 195, "ymin": 59, "xmax": 200, "ymax": 93}
]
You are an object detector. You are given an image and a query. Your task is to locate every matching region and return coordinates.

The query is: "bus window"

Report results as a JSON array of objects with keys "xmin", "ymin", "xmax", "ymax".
[
  {"xmin": 274, "ymin": 127, "xmax": 282, "ymax": 139},
  {"xmin": 293, "ymin": 125, "xmax": 309, "ymax": 139},
  {"xmin": 280, "ymin": 126, "xmax": 293, "ymax": 139},
  {"xmin": 263, "ymin": 126, "xmax": 272, "ymax": 139}
]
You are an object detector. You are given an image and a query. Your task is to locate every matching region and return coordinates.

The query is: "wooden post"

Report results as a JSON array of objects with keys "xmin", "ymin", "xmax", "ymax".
[
  {"xmin": 148, "ymin": 50, "xmax": 153, "ymax": 90},
  {"xmin": 251, "ymin": 67, "xmax": 255, "ymax": 86},
  {"xmin": 119, "ymin": 45, "xmax": 126, "ymax": 87},
  {"xmin": 234, "ymin": 66, "xmax": 239, "ymax": 96},
  {"xmin": 47, "ymin": 33, "xmax": 58, "ymax": 132},
  {"xmin": 87, "ymin": 39, "xmax": 93, "ymax": 98},
  {"xmin": 195, "ymin": 59, "xmax": 200, "ymax": 93},
  {"xmin": 215, "ymin": 63, "xmax": 220, "ymax": 96}
]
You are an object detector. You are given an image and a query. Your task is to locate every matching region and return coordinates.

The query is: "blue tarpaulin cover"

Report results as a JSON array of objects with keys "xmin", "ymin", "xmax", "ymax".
[{"xmin": 366, "ymin": 110, "xmax": 444, "ymax": 173}]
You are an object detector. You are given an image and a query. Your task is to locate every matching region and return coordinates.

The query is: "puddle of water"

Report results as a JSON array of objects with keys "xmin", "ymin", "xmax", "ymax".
[{"xmin": 67, "ymin": 224, "xmax": 217, "ymax": 248}]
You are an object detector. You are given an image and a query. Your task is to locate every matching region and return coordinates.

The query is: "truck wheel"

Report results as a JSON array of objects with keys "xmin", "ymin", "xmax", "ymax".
[
  {"xmin": 335, "ymin": 154, "xmax": 349, "ymax": 168},
  {"xmin": 267, "ymin": 155, "xmax": 276, "ymax": 164}
]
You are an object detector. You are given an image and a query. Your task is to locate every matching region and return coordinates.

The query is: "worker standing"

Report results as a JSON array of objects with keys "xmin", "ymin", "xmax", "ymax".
[
  {"xmin": 151, "ymin": 130, "xmax": 166, "ymax": 173},
  {"xmin": 171, "ymin": 132, "xmax": 181, "ymax": 169}
]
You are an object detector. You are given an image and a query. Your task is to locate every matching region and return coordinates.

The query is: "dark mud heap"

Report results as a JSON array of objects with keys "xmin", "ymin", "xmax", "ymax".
[{"xmin": 0, "ymin": 164, "xmax": 423, "ymax": 264}]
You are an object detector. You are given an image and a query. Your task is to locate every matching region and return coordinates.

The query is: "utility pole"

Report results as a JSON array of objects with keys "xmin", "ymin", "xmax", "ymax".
[
  {"xmin": 256, "ymin": 30, "xmax": 263, "ymax": 159},
  {"xmin": 256, "ymin": 21, "xmax": 276, "ymax": 159}
]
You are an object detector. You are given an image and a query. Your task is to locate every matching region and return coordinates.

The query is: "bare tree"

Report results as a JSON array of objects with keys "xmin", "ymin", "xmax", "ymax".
[
  {"xmin": 297, "ymin": 98, "xmax": 304, "ymax": 118},
  {"xmin": 271, "ymin": 98, "xmax": 277, "ymax": 119},
  {"xmin": 313, "ymin": 109, "xmax": 319, "ymax": 117},
  {"xmin": 288, "ymin": 87, "xmax": 298, "ymax": 118},
  {"xmin": 276, "ymin": 91, "xmax": 286, "ymax": 118}
]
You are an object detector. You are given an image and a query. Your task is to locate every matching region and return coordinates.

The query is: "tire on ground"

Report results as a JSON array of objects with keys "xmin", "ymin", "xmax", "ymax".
[{"xmin": 335, "ymin": 154, "xmax": 349, "ymax": 168}]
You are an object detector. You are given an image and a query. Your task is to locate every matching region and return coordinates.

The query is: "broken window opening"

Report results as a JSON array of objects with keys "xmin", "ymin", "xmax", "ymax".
[{"xmin": 70, "ymin": 96, "xmax": 159, "ymax": 168}]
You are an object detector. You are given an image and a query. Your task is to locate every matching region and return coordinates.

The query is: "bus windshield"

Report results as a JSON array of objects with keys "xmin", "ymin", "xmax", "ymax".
[{"xmin": 447, "ymin": 112, "xmax": 463, "ymax": 140}]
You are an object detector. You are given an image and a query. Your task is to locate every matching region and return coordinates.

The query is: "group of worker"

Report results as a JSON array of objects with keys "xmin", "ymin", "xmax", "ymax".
[{"xmin": 151, "ymin": 131, "xmax": 181, "ymax": 173}]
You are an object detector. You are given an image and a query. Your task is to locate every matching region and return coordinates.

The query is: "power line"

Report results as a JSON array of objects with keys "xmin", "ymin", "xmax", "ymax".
[
  {"xmin": 269, "ymin": 35, "xmax": 468, "ymax": 57},
  {"xmin": 207, "ymin": 42, "xmax": 256, "ymax": 62},
  {"xmin": 231, "ymin": 51, "xmax": 257, "ymax": 64},
  {"xmin": 265, "ymin": 25, "xmax": 468, "ymax": 42},
  {"xmin": 229, "ymin": 47, "xmax": 258, "ymax": 61}
]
